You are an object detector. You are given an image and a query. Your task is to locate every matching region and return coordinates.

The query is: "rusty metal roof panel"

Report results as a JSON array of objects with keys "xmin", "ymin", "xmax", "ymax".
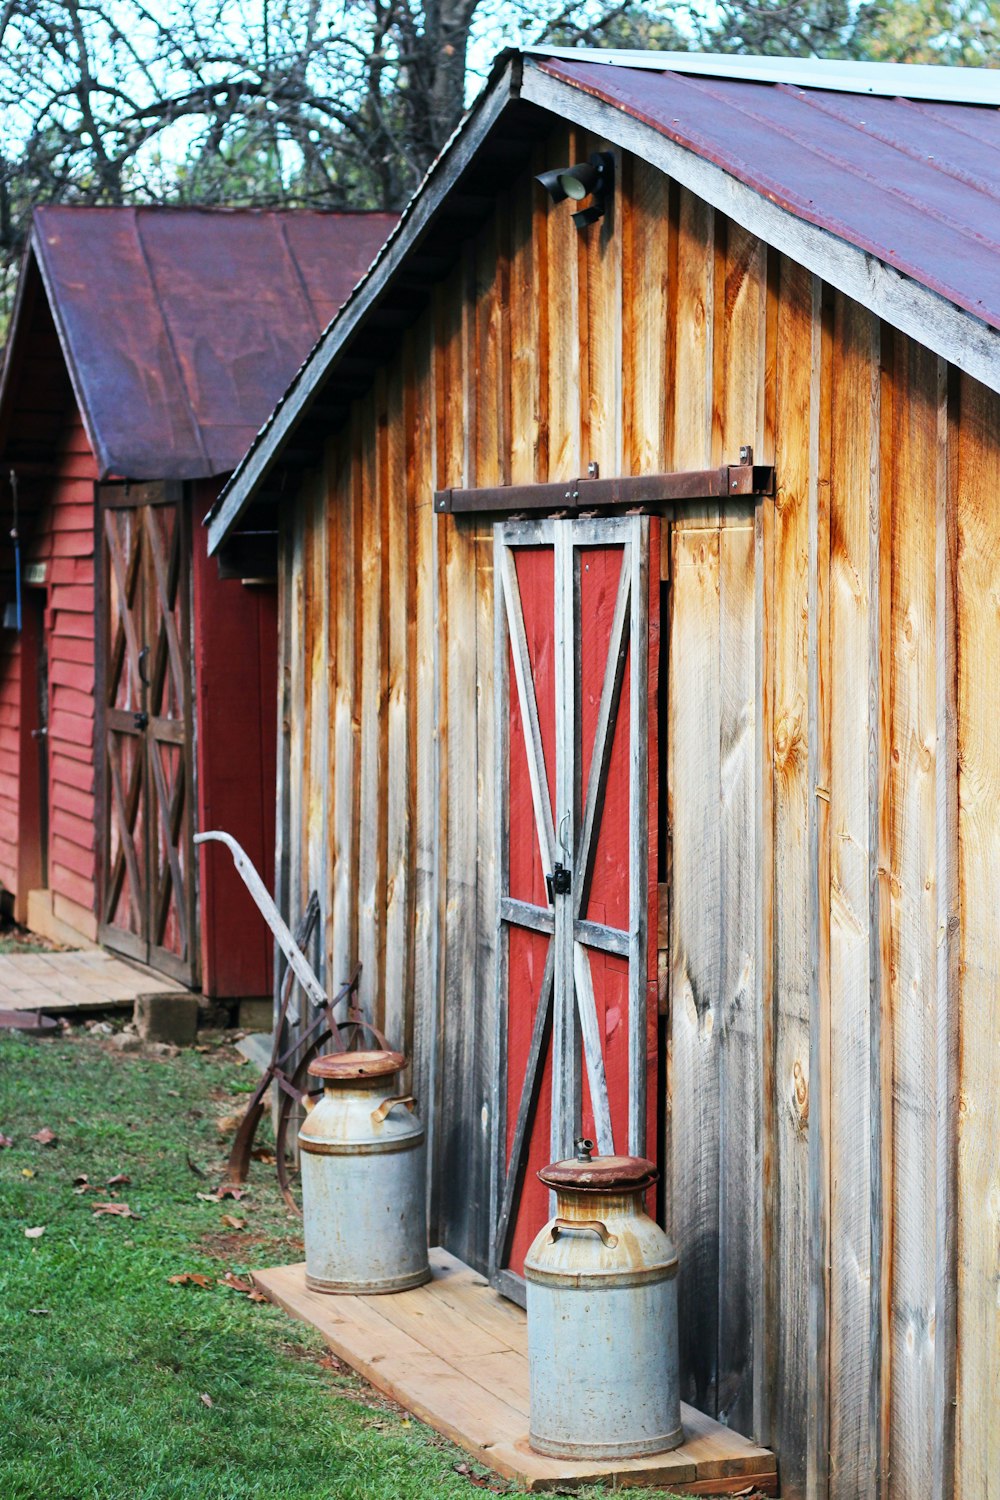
[
  {"xmin": 30, "ymin": 205, "xmax": 396, "ymax": 480},
  {"xmin": 537, "ymin": 58, "xmax": 1000, "ymax": 332}
]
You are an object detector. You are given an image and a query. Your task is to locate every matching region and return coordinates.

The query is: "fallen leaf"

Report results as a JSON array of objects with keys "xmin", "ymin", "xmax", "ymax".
[
  {"xmin": 221, "ymin": 1214, "xmax": 246, "ymax": 1230},
  {"xmin": 106, "ymin": 1173, "xmax": 131, "ymax": 1187},
  {"xmin": 197, "ymin": 1184, "xmax": 248, "ymax": 1202},
  {"xmin": 21, "ymin": 1168, "xmax": 35, "ymax": 1179},
  {"xmin": 167, "ymin": 1272, "xmax": 214, "ymax": 1288},
  {"xmin": 233, "ymin": 1054, "xmax": 249, "ymax": 1066},
  {"xmin": 92, "ymin": 1201, "xmax": 140, "ymax": 1219},
  {"xmin": 24, "ymin": 1226, "xmax": 45, "ymax": 1239},
  {"xmin": 0, "ymin": 1132, "xmax": 13, "ymax": 1148},
  {"xmin": 453, "ymin": 1464, "xmax": 472, "ymax": 1476},
  {"xmin": 194, "ymin": 1044, "xmax": 211, "ymax": 1053},
  {"xmin": 200, "ymin": 1392, "xmax": 213, "ymax": 1408},
  {"xmin": 218, "ymin": 1271, "xmax": 268, "ymax": 1302},
  {"xmin": 250, "ymin": 1147, "xmax": 276, "ymax": 1164},
  {"xmin": 30, "ymin": 1127, "xmax": 57, "ymax": 1146},
  {"xmin": 185, "ymin": 1155, "xmax": 206, "ymax": 1178},
  {"xmin": 72, "ymin": 1173, "xmax": 89, "ymax": 1187},
  {"xmin": 166, "ymin": 1089, "xmax": 180, "ymax": 1098},
  {"xmin": 28, "ymin": 1308, "xmax": 51, "ymax": 1316}
]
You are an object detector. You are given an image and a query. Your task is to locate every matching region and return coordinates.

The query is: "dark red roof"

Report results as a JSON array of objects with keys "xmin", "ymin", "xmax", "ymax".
[
  {"xmin": 27, "ymin": 205, "xmax": 396, "ymax": 479},
  {"xmin": 539, "ymin": 58, "xmax": 1000, "ymax": 333}
]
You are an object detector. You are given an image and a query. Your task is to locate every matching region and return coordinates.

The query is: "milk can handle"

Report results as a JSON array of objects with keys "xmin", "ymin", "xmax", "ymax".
[
  {"xmin": 371, "ymin": 1094, "xmax": 416, "ymax": 1125},
  {"xmin": 549, "ymin": 1217, "xmax": 618, "ymax": 1248}
]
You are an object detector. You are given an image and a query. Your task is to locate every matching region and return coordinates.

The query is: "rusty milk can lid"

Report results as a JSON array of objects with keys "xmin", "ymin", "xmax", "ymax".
[
  {"xmin": 538, "ymin": 1138, "xmax": 658, "ymax": 1193},
  {"xmin": 308, "ymin": 1049, "xmax": 405, "ymax": 1081}
]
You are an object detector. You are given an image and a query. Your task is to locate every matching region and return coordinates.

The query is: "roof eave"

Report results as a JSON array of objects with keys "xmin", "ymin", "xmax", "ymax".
[
  {"xmin": 30, "ymin": 214, "xmax": 114, "ymax": 478},
  {"xmin": 206, "ymin": 52, "xmax": 524, "ymax": 554},
  {"xmin": 521, "ymin": 61, "xmax": 1000, "ymax": 395},
  {"xmin": 208, "ymin": 51, "xmax": 1000, "ymax": 554}
]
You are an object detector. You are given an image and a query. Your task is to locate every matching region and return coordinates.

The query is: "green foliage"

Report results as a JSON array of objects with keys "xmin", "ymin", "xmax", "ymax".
[
  {"xmin": 0, "ymin": 1032, "xmax": 685, "ymax": 1500},
  {"xmin": 852, "ymin": 0, "xmax": 1000, "ymax": 61}
]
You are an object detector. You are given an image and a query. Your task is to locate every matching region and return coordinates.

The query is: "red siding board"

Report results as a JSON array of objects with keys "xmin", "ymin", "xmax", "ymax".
[
  {"xmin": 50, "ymin": 685, "xmax": 95, "ymax": 721},
  {"xmin": 50, "ymin": 659, "xmax": 95, "ymax": 693},
  {"xmin": 51, "ymin": 834, "xmax": 95, "ymax": 879},
  {"xmin": 51, "ymin": 781, "xmax": 94, "ymax": 821},
  {"xmin": 50, "ymin": 612, "xmax": 96, "ymax": 641},
  {"xmin": 52, "ymin": 864, "xmax": 95, "ymax": 911},
  {"xmin": 54, "ymin": 757, "xmax": 94, "ymax": 794},
  {"xmin": 49, "ymin": 585, "xmax": 93, "ymax": 614},
  {"xmin": 49, "ymin": 636, "xmax": 94, "ymax": 666},
  {"xmin": 51, "ymin": 805, "xmax": 95, "ymax": 852},
  {"xmin": 191, "ymin": 480, "xmax": 277, "ymax": 998}
]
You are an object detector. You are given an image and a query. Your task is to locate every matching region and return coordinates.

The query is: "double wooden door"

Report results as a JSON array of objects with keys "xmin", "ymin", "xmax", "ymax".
[
  {"xmin": 97, "ymin": 482, "xmax": 196, "ymax": 985},
  {"xmin": 491, "ymin": 515, "xmax": 659, "ymax": 1296}
]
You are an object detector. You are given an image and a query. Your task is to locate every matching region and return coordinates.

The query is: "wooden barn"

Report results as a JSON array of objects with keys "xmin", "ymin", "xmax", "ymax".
[
  {"xmin": 0, "ymin": 205, "xmax": 393, "ymax": 993},
  {"xmin": 208, "ymin": 52, "xmax": 1000, "ymax": 1499}
]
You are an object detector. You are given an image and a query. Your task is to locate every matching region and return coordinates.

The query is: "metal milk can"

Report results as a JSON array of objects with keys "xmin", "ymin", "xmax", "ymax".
[
  {"xmin": 298, "ymin": 1049, "xmax": 431, "ymax": 1294},
  {"xmin": 523, "ymin": 1138, "xmax": 682, "ymax": 1459}
]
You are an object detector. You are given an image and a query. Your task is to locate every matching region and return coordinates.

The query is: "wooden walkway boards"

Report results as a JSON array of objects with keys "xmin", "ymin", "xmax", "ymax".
[
  {"xmin": 254, "ymin": 1250, "xmax": 778, "ymax": 1495},
  {"xmin": 0, "ymin": 950, "xmax": 185, "ymax": 1013}
]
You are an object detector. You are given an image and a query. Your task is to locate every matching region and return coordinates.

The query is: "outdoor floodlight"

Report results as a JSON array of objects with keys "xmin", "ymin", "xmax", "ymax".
[
  {"xmin": 535, "ymin": 167, "xmax": 569, "ymax": 204},
  {"xmin": 535, "ymin": 152, "xmax": 615, "ymax": 228}
]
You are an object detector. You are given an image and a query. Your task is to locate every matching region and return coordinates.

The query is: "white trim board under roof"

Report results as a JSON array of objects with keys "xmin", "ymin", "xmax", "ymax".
[
  {"xmin": 525, "ymin": 47, "xmax": 1000, "ymax": 106},
  {"xmin": 206, "ymin": 50, "xmax": 1000, "ymax": 553}
]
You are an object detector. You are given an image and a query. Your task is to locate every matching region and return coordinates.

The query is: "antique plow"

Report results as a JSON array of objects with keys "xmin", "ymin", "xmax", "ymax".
[{"xmin": 194, "ymin": 831, "xmax": 387, "ymax": 1210}]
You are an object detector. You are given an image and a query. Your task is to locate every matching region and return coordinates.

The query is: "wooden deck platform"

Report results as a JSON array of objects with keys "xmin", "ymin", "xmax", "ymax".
[
  {"xmin": 254, "ymin": 1250, "xmax": 778, "ymax": 1494},
  {"xmin": 0, "ymin": 950, "xmax": 185, "ymax": 1014}
]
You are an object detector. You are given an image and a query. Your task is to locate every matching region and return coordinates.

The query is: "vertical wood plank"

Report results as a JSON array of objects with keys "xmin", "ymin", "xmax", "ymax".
[
  {"xmin": 672, "ymin": 189, "xmax": 714, "ymax": 474},
  {"xmin": 932, "ymin": 358, "xmax": 958, "ymax": 1500},
  {"xmin": 622, "ymin": 156, "xmax": 670, "ymax": 477},
  {"xmin": 669, "ymin": 522, "xmax": 722, "ymax": 1417},
  {"xmin": 754, "ymin": 485, "xmax": 776, "ymax": 1447},
  {"xmin": 330, "ymin": 425, "xmax": 359, "ymax": 993},
  {"xmin": 886, "ymin": 333, "xmax": 939, "ymax": 1499},
  {"xmin": 955, "ymin": 374, "xmax": 1000, "ymax": 1499},
  {"xmin": 716, "ymin": 218, "xmax": 767, "ymax": 1440},
  {"xmin": 384, "ymin": 359, "xmax": 412, "ymax": 1055},
  {"xmin": 582, "ymin": 135, "xmax": 622, "ymax": 479},
  {"xmin": 474, "ymin": 221, "xmax": 501, "ymax": 1269},
  {"xmin": 357, "ymin": 383, "xmax": 388, "ymax": 1030},
  {"xmin": 510, "ymin": 165, "xmax": 546, "ymax": 488},
  {"xmin": 872, "ymin": 318, "xmax": 895, "ymax": 1500},
  {"xmin": 826, "ymin": 297, "xmax": 877, "ymax": 1496},
  {"xmin": 411, "ymin": 309, "xmax": 441, "ymax": 1213},
  {"xmin": 545, "ymin": 124, "xmax": 581, "ymax": 483},
  {"xmin": 806, "ymin": 277, "xmax": 832, "ymax": 1500},
  {"xmin": 721, "ymin": 223, "xmax": 768, "ymax": 470},
  {"xmin": 717, "ymin": 519, "xmax": 758, "ymax": 1435},
  {"xmin": 769, "ymin": 256, "xmax": 815, "ymax": 1498}
]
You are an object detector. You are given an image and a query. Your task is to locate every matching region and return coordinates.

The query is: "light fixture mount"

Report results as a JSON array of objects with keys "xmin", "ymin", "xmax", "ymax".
[{"xmin": 535, "ymin": 151, "xmax": 615, "ymax": 228}]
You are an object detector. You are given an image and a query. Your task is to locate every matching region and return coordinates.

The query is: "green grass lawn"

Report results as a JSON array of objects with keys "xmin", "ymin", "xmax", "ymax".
[{"xmin": 0, "ymin": 1029, "xmax": 689, "ymax": 1500}]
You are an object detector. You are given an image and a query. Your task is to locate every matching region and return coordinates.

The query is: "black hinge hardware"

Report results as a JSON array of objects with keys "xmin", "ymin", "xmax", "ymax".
[{"xmin": 545, "ymin": 863, "xmax": 572, "ymax": 904}]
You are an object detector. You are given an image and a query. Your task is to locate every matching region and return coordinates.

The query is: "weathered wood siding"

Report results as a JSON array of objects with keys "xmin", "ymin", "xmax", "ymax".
[
  {"xmin": 0, "ymin": 410, "xmax": 101, "ymax": 936},
  {"xmin": 277, "ymin": 131, "xmax": 1000, "ymax": 1500}
]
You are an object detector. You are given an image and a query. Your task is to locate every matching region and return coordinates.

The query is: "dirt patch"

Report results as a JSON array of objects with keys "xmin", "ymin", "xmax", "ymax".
[{"xmin": 199, "ymin": 1230, "xmax": 270, "ymax": 1259}]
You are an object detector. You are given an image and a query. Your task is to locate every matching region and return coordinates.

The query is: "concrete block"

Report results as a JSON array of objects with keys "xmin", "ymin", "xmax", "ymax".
[
  {"xmin": 239, "ymin": 997, "xmax": 273, "ymax": 1032},
  {"xmin": 134, "ymin": 993, "xmax": 199, "ymax": 1046}
]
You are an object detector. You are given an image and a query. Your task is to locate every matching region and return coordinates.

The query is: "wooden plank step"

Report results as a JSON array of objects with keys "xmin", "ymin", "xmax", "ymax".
[{"xmin": 253, "ymin": 1249, "xmax": 778, "ymax": 1495}]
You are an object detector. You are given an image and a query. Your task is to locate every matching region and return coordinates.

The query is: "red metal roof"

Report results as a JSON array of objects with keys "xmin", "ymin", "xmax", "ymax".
[
  {"xmin": 28, "ymin": 205, "xmax": 397, "ymax": 479},
  {"xmin": 539, "ymin": 57, "xmax": 1000, "ymax": 333}
]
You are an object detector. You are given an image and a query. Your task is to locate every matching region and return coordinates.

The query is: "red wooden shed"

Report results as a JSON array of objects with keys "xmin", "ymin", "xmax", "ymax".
[{"xmin": 0, "ymin": 205, "xmax": 394, "ymax": 994}]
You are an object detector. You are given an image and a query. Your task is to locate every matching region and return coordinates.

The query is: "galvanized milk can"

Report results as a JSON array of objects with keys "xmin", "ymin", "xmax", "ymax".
[
  {"xmin": 298, "ymin": 1049, "xmax": 431, "ymax": 1293},
  {"xmin": 523, "ymin": 1139, "xmax": 681, "ymax": 1459}
]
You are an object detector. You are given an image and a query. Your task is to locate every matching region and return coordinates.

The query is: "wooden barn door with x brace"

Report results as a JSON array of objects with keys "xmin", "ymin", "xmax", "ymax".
[
  {"xmin": 490, "ymin": 515, "xmax": 659, "ymax": 1299},
  {"xmin": 97, "ymin": 481, "xmax": 197, "ymax": 987}
]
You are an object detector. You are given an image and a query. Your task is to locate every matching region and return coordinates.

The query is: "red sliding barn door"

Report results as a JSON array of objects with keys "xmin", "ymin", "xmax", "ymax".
[
  {"xmin": 491, "ymin": 516, "xmax": 659, "ymax": 1297},
  {"xmin": 97, "ymin": 482, "xmax": 197, "ymax": 986}
]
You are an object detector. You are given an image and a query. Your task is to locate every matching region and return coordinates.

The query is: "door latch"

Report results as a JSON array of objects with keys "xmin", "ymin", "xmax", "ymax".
[
  {"xmin": 133, "ymin": 711, "xmax": 149, "ymax": 730},
  {"xmin": 545, "ymin": 863, "xmax": 572, "ymax": 904}
]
